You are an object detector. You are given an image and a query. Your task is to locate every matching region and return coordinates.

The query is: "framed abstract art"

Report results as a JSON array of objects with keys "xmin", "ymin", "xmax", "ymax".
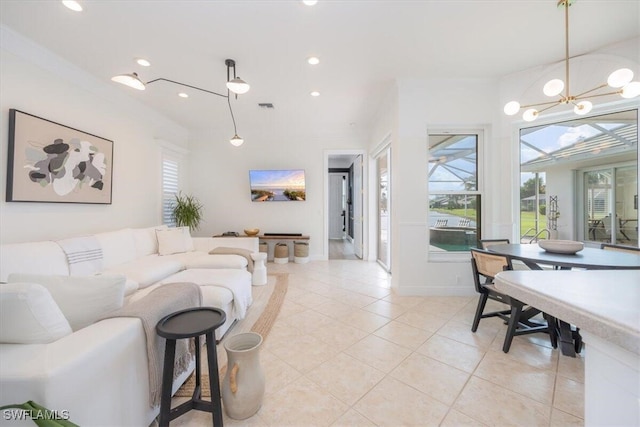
[{"xmin": 6, "ymin": 109, "xmax": 113, "ymax": 204}]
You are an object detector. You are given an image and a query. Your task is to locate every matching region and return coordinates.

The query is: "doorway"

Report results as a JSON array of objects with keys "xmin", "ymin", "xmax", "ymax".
[{"xmin": 325, "ymin": 151, "xmax": 365, "ymax": 260}]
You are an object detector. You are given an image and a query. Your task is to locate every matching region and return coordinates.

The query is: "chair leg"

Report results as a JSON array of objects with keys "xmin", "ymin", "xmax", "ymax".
[
  {"xmin": 471, "ymin": 293, "xmax": 488, "ymax": 332},
  {"xmin": 503, "ymin": 304, "xmax": 523, "ymax": 353},
  {"xmin": 543, "ymin": 313, "xmax": 558, "ymax": 349}
]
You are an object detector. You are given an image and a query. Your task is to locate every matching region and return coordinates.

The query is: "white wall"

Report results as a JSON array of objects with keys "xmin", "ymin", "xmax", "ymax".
[
  {"xmin": 395, "ymin": 78, "xmax": 500, "ymax": 296},
  {"xmin": 369, "ymin": 38, "xmax": 640, "ymax": 296},
  {"xmin": 187, "ymin": 127, "xmax": 367, "ymax": 259},
  {"xmin": 0, "ymin": 27, "xmax": 188, "ymax": 243}
]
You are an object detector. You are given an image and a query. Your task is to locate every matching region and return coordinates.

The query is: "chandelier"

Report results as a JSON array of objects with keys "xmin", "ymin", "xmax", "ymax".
[
  {"xmin": 112, "ymin": 59, "xmax": 250, "ymax": 146},
  {"xmin": 504, "ymin": 0, "xmax": 640, "ymax": 122}
]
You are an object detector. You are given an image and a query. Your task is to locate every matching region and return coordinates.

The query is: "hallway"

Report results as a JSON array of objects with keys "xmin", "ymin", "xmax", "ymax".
[{"xmin": 328, "ymin": 238, "xmax": 360, "ymax": 260}]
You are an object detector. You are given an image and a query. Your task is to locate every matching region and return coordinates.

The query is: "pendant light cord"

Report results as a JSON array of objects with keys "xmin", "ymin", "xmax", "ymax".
[{"xmin": 227, "ymin": 92, "xmax": 238, "ymax": 135}]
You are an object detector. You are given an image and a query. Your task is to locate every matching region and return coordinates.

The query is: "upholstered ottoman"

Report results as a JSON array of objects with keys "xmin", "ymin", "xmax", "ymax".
[{"xmin": 159, "ymin": 269, "xmax": 252, "ymax": 340}]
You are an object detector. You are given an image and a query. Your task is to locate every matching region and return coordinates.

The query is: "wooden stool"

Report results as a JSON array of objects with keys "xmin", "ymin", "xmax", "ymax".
[{"xmin": 156, "ymin": 307, "xmax": 226, "ymax": 426}]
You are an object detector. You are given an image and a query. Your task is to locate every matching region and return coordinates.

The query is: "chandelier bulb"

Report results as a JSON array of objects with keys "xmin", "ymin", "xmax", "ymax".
[
  {"xmin": 522, "ymin": 109, "xmax": 539, "ymax": 122},
  {"xmin": 543, "ymin": 79, "xmax": 564, "ymax": 97},
  {"xmin": 111, "ymin": 72, "xmax": 145, "ymax": 91},
  {"xmin": 226, "ymin": 78, "xmax": 250, "ymax": 95},
  {"xmin": 573, "ymin": 101, "xmax": 593, "ymax": 115},
  {"xmin": 607, "ymin": 68, "xmax": 634, "ymax": 88},
  {"xmin": 503, "ymin": 101, "xmax": 520, "ymax": 116},
  {"xmin": 620, "ymin": 81, "xmax": 640, "ymax": 99},
  {"xmin": 230, "ymin": 134, "xmax": 244, "ymax": 147}
]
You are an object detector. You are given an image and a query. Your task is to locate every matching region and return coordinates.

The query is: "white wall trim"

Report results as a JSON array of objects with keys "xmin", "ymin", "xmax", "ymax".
[{"xmin": 371, "ymin": 132, "xmax": 392, "ymax": 158}]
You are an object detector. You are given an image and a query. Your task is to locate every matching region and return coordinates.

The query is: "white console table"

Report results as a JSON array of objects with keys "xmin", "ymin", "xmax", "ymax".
[{"xmin": 495, "ymin": 270, "xmax": 640, "ymax": 427}]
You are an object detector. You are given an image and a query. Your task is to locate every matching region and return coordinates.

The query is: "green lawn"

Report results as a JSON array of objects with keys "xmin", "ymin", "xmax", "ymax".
[
  {"xmin": 521, "ymin": 211, "xmax": 547, "ymax": 237},
  {"xmin": 431, "ymin": 208, "xmax": 476, "ymax": 220}
]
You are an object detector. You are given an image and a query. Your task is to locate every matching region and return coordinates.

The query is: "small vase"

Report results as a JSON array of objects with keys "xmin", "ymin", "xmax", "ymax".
[{"xmin": 221, "ymin": 332, "xmax": 265, "ymax": 420}]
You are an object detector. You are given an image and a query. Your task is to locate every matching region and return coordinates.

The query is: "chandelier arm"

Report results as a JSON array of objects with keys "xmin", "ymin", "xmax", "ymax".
[
  {"xmin": 145, "ymin": 78, "xmax": 228, "ymax": 98},
  {"xmin": 520, "ymin": 100, "xmax": 563, "ymax": 109},
  {"xmin": 564, "ymin": 0, "xmax": 570, "ymax": 99},
  {"xmin": 572, "ymin": 84, "xmax": 611, "ymax": 99},
  {"xmin": 537, "ymin": 102, "xmax": 562, "ymax": 114},
  {"xmin": 574, "ymin": 90, "xmax": 623, "ymax": 101}
]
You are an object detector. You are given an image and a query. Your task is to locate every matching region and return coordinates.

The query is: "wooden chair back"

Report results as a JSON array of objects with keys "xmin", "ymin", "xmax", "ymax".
[
  {"xmin": 470, "ymin": 249, "xmax": 512, "ymax": 293},
  {"xmin": 479, "ymin": 239, "xmax": 510, "ymax": 250},
  {"xmin": 600, "ymin": 243, "xmax": 640, "ymax": 254}
]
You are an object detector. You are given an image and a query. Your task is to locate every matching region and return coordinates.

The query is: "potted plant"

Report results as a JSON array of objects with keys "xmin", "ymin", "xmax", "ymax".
[{"xmin": 171, "ymin": 192, "xmax": 204, "ymax": 231}]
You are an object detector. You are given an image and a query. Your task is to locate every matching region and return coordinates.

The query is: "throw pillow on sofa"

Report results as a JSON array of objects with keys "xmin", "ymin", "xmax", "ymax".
[
  {"xmin": 156, "ymin": 227, "xmax": 194, "ymax": 256},
  {"xmin": 7, "ymin": 274, "xmax": 127, "ymax": 331},
  {"xmin": 0, "ymin": 283, "xmax": 73, "ymax": 344}
]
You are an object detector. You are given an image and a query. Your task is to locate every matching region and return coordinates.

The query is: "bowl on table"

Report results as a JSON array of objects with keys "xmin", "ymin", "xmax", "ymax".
[
  {"xmin": 244, "ymin": 228, "xmax": 260, "ymax": 236},
  {"xmin": 538, "ymin": 239, "xmax": 584, "ymax": 254}
]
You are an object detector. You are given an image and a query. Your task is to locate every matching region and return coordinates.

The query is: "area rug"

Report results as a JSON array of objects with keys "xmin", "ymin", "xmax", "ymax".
[{"xmin": 174, "ymin": 272, "xmax": 288, "ymax": 397}]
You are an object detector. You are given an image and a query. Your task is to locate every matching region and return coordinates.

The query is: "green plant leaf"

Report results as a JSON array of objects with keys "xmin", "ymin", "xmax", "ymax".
[{"xmin": 170, "ymin": 192, "xmax": 204, "ymax": 231}]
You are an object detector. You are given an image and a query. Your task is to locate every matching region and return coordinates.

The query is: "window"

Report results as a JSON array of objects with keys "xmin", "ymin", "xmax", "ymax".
[
  {"xmin": 520, "ymin": 109, "xmax": 637, "ymax": 246},
  {"xmin": 162, "ymin": 155, "xmax": 179, "ymax": 227},
  {"xmin": 428, "ymin": 131, "xmax": 481, "ymax": 252}
]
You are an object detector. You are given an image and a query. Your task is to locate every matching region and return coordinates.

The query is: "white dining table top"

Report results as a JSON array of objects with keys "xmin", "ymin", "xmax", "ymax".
[{"xmin": 494, "ymin": 270, "xmax": 640, "ymax": 355}]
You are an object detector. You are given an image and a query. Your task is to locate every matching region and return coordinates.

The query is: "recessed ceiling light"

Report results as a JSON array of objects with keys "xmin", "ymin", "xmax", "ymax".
[
  {"xmin": 62, "ymin": 1, "xmax": 82, "ymax": 12},
  {"xmin": 302, "ymin": 0, "xmax": 318, "ymax": 5},
  {"xmin": 307, "ymin": 57, "xmax": 320, "ymax": 65},
  {"xmin": 136, "ymin": 58, "xmax": 151, "ymax": 67},
  {"xmin": 178, "ymin": 92, "xmax": 189, "ymax": 98},
  {"xmin": 310, "ymin": 91, "xmax": 320, "ymax": 97}
]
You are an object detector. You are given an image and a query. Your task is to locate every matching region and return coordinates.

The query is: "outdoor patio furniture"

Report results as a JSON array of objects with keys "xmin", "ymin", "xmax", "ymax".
[{"xmin": 434, "ymin": 219, "xmax": 448, "ymax": 227}]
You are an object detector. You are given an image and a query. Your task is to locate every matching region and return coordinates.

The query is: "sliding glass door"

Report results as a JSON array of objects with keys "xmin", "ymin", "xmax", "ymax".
[
  {"xmin": 376, "ymin": 148, "xmax": 391, "ymax": 272},
  {"xmin": 583, "ymin": 164, "xmax": 638, "ymax": 246}
]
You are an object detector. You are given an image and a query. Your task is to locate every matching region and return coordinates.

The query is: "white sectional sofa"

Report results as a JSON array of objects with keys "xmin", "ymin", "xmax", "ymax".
[{"xmin": 0, "ymin": 226, "xmax": 264, "ymax": 426}]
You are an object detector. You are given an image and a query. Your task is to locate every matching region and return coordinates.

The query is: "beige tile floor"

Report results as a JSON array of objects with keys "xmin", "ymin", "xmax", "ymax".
[{"xmin": 171, "ymin": 260, "xmax": 585, "ymax": 427}]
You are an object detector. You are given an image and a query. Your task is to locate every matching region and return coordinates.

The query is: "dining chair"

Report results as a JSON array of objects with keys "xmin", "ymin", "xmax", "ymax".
[
  {"xmin": 470, "ymin": 248, "xmax": 557, "ymax": 353},
  {"xmin": 479, "ymin": 239, "xmax": 531, "ymax": 271},
  {"xmin": 600, "ymin": 243, "xmax": 640, "ymax": 254},
  {"xmin": 479, "ymin": 238, "xmax": 510, "ymax": 250}
]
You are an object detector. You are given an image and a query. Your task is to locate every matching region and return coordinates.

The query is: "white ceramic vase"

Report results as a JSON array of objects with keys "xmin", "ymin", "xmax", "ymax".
[{"xmin": 221, "ymin": 332, "xmax": 265, "ymax": 420}]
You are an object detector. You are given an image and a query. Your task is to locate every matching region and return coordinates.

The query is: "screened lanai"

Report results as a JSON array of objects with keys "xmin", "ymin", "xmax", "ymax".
[
  {"xmin": 428, "ymin": 133, "xmax": 479, "ymax": 251},
  {"xmin": 519, "ymin": 109, "xmax": 638, "ymax": 246}
]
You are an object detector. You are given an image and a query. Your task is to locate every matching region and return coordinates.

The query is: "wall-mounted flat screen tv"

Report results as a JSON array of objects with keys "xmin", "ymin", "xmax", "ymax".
[{"xmin": 249, "ymin": 169, "xmax": 306, "ymax": 202}]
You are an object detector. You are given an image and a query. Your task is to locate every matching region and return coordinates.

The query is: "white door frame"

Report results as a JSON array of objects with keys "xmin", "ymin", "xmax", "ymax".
[{"xmin": 323, "ymin": 149, "xmax": 368, "ymax": 261}]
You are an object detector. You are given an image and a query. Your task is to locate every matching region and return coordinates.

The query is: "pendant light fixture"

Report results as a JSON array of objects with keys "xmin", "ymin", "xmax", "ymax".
[
  {"xmin": 504, "ymin": 0, "xmax": 639, "ymax": 122},
  {"xmin": 112, "ymin": 59, "xmax": 250, "ymax": 146}
]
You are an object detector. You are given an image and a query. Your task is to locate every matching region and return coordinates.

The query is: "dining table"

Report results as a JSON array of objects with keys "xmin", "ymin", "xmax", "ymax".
[
  {"xmin": 486, "ymin": 243, "xmax": 640, "ymax": 357},
  {"xmin": 494, "ymin": 269, "xmax": 640, "ymax": 426}
]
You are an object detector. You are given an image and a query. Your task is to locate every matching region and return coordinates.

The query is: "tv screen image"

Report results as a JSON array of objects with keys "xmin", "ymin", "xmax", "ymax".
[{"xmin": 249, "ymin": 169, "xmax": 306, "ymax": 202}]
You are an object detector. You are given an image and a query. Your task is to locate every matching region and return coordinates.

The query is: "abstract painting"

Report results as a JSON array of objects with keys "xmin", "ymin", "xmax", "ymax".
[{"xmin": 6, "ymin": 109, "xmax": 113, "ymax": 204}]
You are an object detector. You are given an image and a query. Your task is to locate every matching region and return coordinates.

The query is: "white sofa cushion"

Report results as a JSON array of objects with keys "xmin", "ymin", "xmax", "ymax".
[
  {"xmin": 185, "ymin": 253, "xmax": 248, "ymax": 270},
  {"xmin": 133, "ymin": 225, "xmax": 168, "ymax": 257},
  {"xmin": 0, "ymin": 241, "xmax": 70, "ymax": 282},
  {"xmin": 0, "ymin": 283, "xmax": 73, "ymax": 344},
  {"xmin": 157, "ymin": 227, "xmax": 194, "ymax": 255},
  {"xmin": 7, "ymin": 274, "xmax": 127, "ymax": 331},
  {"xmin": 94, "ymin": 229, "xmax": 137, "ymax": 269},
  {"xmin": 101, "ymin": 255, "xmax": 183, "ymax": 289}
]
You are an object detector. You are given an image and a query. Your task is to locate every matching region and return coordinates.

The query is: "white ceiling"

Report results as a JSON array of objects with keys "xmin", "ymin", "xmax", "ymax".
[{"xmin": 1, "ymin": 1, "xmax": 638, "ymax": 138}]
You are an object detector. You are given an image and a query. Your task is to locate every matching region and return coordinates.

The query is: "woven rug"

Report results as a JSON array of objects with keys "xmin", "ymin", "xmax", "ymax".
[{"xmin": 174, "ymin": 272, "xmax": 288, "ymax": 397}]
